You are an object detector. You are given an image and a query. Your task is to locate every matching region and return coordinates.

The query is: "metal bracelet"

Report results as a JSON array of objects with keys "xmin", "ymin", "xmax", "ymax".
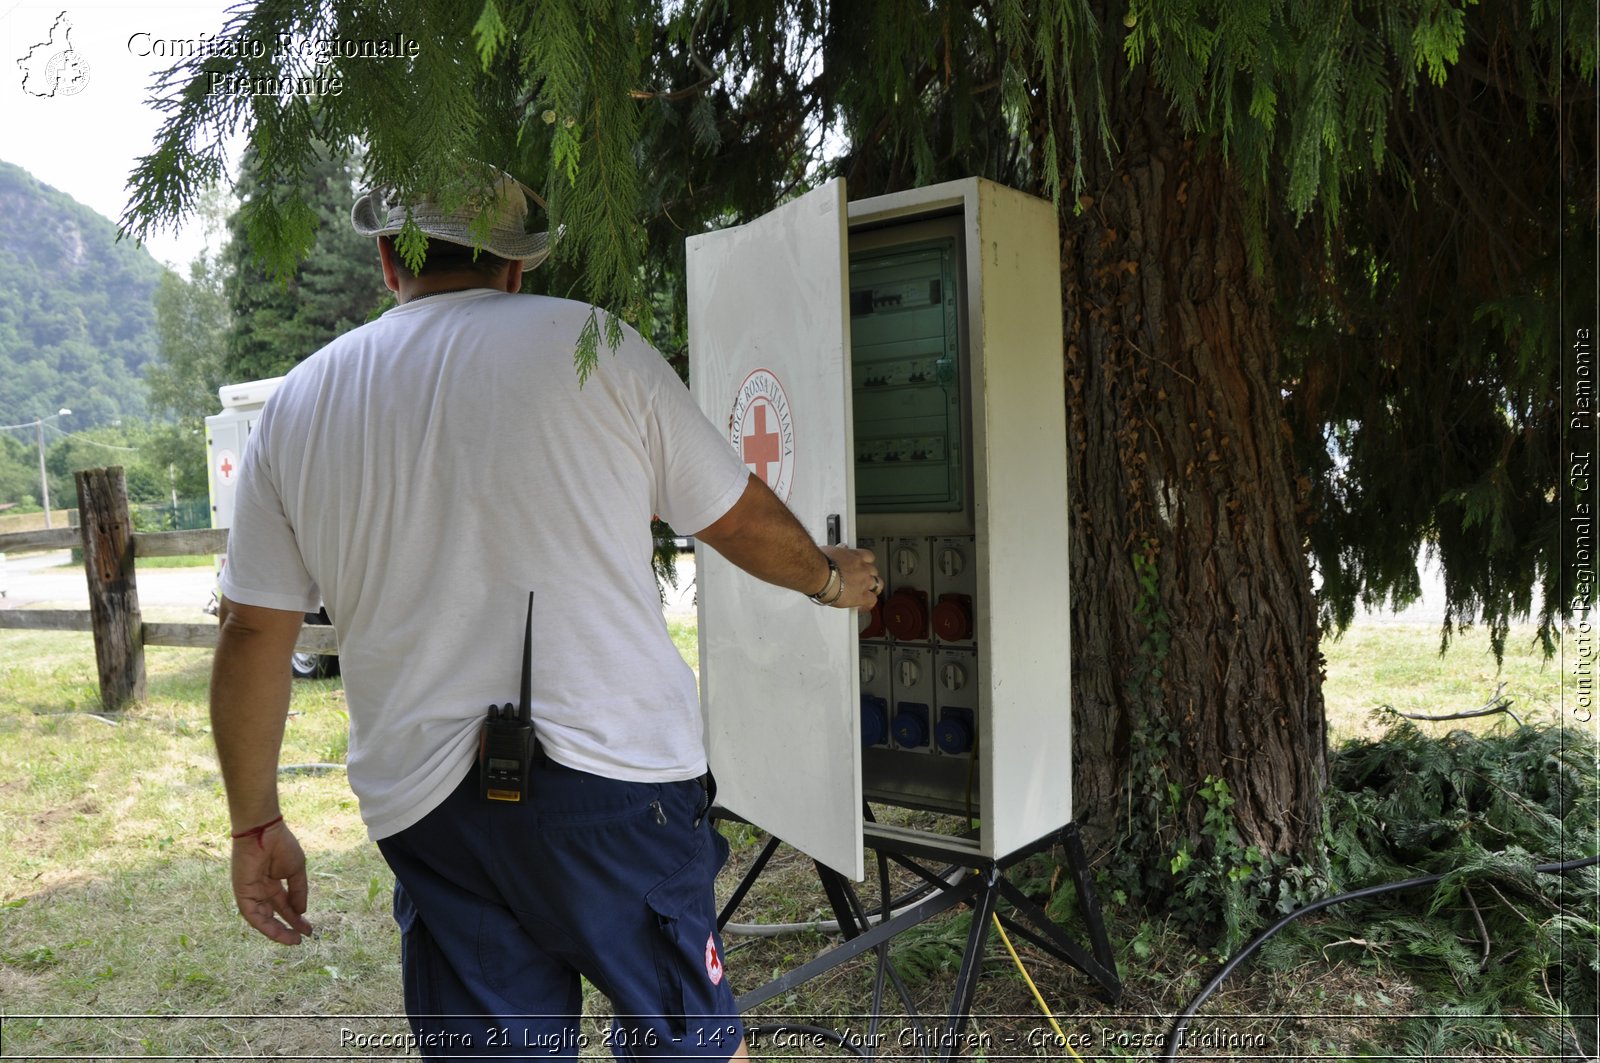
[{"xmin": 808, "ymin": 557, "xmax": 842, "ymax": 605}]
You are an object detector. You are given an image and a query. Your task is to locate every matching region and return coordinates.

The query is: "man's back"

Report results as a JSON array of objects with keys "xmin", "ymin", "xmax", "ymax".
[
  {"xmin": 222, "ymin": 288, "xmax": 748, "ymax": 839},
  {"xmin": 209, "ymin": 175, "xmax": 879, "ymax": 1056}
]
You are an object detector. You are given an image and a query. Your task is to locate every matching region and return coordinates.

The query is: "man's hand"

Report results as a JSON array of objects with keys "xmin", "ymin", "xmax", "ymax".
[
  {"xmin": 821, "ymin": 544, "xmax": 881, "ymax": 610},
  {"xmin": 230, "ymin": 819, "xmax": 313, "ymax": 945},
  {"xmin": 211, "ymin": 596, "xmax": 309, "ymax": 944},
  {"xmin": 696, "ymin": 475, "xmax": 883, "ymax": 611}
]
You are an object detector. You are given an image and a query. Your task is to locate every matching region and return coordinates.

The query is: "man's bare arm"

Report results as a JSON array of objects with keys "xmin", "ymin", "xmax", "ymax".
[
  {"xmin": 693, "ymin": 474, "xmax": 880, "ymax": 610},
  {"xmin": 210, "ymin": 596, "xmax": 314, "ymax": 944}
]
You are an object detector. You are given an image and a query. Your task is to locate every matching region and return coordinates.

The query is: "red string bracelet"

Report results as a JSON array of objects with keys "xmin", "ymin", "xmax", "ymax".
[{"xmin": 230, "ymin": 814, "xmax": 284, "ymax": 849}]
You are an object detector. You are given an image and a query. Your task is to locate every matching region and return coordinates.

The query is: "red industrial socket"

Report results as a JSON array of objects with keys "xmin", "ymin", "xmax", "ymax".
[
  {"xmin": 932, "ymin": 594, "xmax": 974, "ymax": 642},
  {"xmin": 884, "ymin": 588, "xmax": 929, "ymax": 641}
]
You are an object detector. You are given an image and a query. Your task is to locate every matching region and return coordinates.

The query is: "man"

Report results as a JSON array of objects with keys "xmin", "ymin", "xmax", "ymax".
[{"xmin": 210, "ymin": 169, "xmax": 881, "ymax": 1060}]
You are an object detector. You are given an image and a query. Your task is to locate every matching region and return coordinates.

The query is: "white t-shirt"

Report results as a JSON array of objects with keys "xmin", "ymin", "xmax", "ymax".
[{"xmin": 220, "ymin": 289, "xmax": 750, "ymax": 840}]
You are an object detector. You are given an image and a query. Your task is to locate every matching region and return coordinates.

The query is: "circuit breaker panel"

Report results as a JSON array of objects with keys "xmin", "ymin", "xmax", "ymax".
[{"xmin": 689, "ymin": 178, "xmax": 1070, "ymax": 878}]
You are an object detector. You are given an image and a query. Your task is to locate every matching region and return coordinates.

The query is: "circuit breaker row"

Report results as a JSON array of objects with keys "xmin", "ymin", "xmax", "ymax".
[{"xmin": 858, "ymin": 535, "xmax": 978, "ymax": 757}]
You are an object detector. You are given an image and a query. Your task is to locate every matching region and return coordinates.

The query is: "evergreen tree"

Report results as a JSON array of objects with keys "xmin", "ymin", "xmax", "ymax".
[
  {"xmin": 224, "ymin": 145, "xmax": 390, "ymax": 381},
  {"xmin": 121, "ymin": 0, "xmax": 1595, "ymax": 906}
]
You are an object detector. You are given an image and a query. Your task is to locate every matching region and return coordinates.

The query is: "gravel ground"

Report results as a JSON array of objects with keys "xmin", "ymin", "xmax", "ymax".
[{"xmin": 1, "ymin": 548, "xmax": 217, "ymax": 621}]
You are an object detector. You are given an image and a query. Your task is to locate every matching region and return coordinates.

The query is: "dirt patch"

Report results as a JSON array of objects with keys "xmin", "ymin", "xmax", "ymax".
[
  {"xmin": 31, "ymin": 794, "xmax": 101, "ymax": 834},
  {"xmin": 6, "ymin": 794, "xmax": 106, "ymax": 875},
  {"xmin": 0, "ymin": 960, "xmax": 51, "ymax": 1001},
  {"xmin": 8, "ymin": 865, "xmax": 97, "ymax": 900}
]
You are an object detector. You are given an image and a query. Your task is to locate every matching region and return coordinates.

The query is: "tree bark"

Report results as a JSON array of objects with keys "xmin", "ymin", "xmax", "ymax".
[{"xmin": 1052, "ymin": 69, "xmax": 1327, "ymax": 872}]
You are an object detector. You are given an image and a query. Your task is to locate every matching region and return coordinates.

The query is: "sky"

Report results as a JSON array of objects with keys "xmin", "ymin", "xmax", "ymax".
[{"xmin": 1, "ymin": 0, "xmax": 239, "ymax": 270}]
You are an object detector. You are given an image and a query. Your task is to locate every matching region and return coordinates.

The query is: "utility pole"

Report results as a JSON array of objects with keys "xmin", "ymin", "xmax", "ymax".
[
  {"xmin": 36, "ymin": 417, "xmax": 50, "ymax": 528},
  {"xmin": 31, "ymin": 408, "xmax": 71, "ymax": 529}
]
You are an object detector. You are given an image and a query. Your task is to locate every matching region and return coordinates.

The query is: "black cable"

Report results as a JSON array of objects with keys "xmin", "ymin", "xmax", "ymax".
[
  {"xmin": 1159, "ymin": 854, "xmax": 1600, "ymax": 1062},
  {"xmin": 747, "ymin": 1023, "xmax": 869, "ymax": 1059}
]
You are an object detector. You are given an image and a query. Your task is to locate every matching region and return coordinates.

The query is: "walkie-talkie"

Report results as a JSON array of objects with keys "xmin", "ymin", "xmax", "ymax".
[{"xmin": 479, "ymin": 591, "xmax": 537, "ymax": 802}]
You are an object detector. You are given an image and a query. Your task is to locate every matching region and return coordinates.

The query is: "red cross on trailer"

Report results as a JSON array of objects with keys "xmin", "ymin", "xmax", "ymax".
[
  {"xmin": 208, "ymin": 377, "xmax": 284, "ymax": 531},
  {"xmin": 215, "ymin": 448, "xmax": 239, "ymax": 487}
]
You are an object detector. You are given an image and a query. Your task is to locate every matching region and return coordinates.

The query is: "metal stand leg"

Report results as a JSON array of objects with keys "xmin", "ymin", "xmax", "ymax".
[
  {"xmin": 816, "ymin": 860, "xmax": 863, "ymax": 936},
  {"xmin": 1062, "ymin": 823, "xmax": 1119, "ymax": 993},
  {"xmin": 816, "ymin": 860, "xmax": 932, "ymax": 1059},
  {"xmin": 724, "ymin": 820, "xmax": 1122, "ymax": 1047},
  {"xmin": 939, "ymin": 868, "xmax": 999, "ymax": 1063},
  {"xmin": 717, "ymin": 833, "xmax": 783, "ymax": 931}
]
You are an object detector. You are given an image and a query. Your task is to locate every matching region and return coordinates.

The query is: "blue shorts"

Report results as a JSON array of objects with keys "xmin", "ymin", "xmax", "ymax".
[{"xmin": 375, "ymin": 755, "xmax": 743, "ymax": 1061}]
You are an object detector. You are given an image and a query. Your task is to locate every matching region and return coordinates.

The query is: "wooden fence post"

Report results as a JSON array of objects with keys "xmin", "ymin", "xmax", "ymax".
[{"xmin": 75, "ymin": 466, "xmax": 145, "ymax": 712}]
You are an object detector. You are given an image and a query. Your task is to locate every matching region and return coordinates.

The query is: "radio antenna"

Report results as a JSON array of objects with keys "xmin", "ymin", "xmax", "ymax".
[{"xmin": 518, "ymin": 591, "xmax": 534, "ymax": 724}]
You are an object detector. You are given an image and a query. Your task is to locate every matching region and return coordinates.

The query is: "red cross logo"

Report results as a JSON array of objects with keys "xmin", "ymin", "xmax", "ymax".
[
  {"xmin": 741, "ymin": 401, "xmax": 782, "ymax": 486},
  {"xmin": 729, "ymin": 368, "xmax": 794, "ymax": 502},
  {"xmin": 219, "ymin": 457, "xmax": 234, "ymax": 478},
  {"xmin": 216, "ymin": 449, "xmax": 239, "ymax": 486},
  {"xmin": 705, "ymin": 932, "xmax": 724, "ymax": 986}
]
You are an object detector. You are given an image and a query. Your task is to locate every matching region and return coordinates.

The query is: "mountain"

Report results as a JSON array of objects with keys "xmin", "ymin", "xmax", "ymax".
[{"xmin": 0, "ymin": 160, "xmax": 166, "ymax": 428}]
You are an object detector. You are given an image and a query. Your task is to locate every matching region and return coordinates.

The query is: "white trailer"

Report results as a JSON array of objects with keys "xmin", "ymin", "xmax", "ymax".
[
  {"xmin": 205, "ymin": 377, "xmax": 338, "ymax": 679},
  {"xmin": 205, "ymin": 376, "xmax": 283, "ymax": 532}
]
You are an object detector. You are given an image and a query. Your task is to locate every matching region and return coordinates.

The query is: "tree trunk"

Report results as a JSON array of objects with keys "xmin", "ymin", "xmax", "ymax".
[{"xmin": 1051, "ymin": 69, "xmax": 1328, "ymax": 878}]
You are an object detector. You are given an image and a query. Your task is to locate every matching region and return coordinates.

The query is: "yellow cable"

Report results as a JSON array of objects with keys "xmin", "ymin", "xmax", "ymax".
[{"xmin": 991, "ymin": 912, "xmax": 1085, "ymax": 1063}]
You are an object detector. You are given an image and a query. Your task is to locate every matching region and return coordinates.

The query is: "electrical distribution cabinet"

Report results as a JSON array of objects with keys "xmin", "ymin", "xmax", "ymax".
[{"xmin": 688, "ymin": 178, "xmax": 1070, "ymax": 879}]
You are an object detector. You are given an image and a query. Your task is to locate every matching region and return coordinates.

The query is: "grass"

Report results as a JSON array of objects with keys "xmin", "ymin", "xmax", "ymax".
[
  {"xmin": 1321, "ymin": 622, "xmax": 1563, "ymax": 741},
  {"xmin": 46, "ymin": 554, "xmax": 215, "ymax": 569},
  {"xmin": 667, "ymin": 616, "xmax": 698, "ymax": 673},
  {"xmin": 130, "ymin": 554, "xmax": 217, "ymax": 569},
  {"xmin": 0, "ymin": 621, "xmax": 1579, "ymax": 1059},
  {"xmin": 0, "ymin": 632, "xmax": 381, "ymax": 1059}
]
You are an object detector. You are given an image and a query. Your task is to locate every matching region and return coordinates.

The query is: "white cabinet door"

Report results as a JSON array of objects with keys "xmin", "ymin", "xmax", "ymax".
[{"xmin": 688, "ymin": 178, "xmax": 863, "ymax": 879}]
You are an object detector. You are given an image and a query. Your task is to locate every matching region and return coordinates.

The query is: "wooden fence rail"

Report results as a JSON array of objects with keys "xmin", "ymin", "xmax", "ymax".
[
  {"xmin": 0, "ymin": 527, "xmax": 79, "ymax": 553},
  {"xmin": 0, "ymin": 467, "xmax": 337, "ymax": 712}
]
